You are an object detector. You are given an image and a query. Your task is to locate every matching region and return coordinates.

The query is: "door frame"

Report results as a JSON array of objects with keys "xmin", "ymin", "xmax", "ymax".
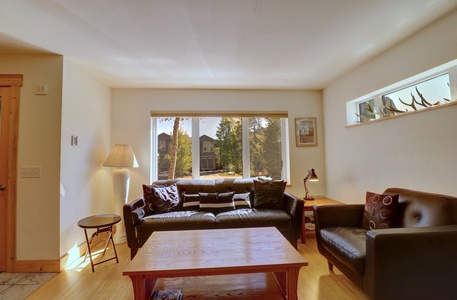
[{"xmin": 0, "ymin": 74, "xmax": 22, "ymax": 272}]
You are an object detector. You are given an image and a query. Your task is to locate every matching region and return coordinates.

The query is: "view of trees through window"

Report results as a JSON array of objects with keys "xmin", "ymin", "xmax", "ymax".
[{"xmin": 155, "ymin": 116, "xmax": 284, "ymax": 180}]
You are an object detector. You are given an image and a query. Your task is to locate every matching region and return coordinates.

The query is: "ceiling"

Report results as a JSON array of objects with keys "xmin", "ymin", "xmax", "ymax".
[{"xmin": 1, "ymin": 0, "xmax": 457, "ymax": 89}]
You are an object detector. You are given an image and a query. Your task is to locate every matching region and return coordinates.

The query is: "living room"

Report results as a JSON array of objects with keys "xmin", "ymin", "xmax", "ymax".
[{"xmin": 1, "ymin": 1, "xmax": 457, "ymax": 299}]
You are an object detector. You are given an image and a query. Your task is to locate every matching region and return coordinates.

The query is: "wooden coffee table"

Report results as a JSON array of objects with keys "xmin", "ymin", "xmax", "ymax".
[{"xmin": 123, "ymin": 227, "xmax": 308, "ymax": 300}]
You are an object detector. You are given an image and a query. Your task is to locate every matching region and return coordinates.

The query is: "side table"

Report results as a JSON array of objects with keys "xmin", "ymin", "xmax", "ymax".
[
  {"xmin": 301, "ymin": 198, "xmax": 342, "ymax": 244},
  {"xmin": 78, "ymin": 214, "xmax": 121, "ymax": 272}
]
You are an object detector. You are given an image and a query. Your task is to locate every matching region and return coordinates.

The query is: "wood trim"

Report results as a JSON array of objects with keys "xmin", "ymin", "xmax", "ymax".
[
  {"xmin": 0, "ymin": 75, "xmax": 23, "ymax": 87},
  {"xmin": 0, "ymin": 75, "xmax": 22, "ymax": 272},
  {"xmin": 15, "ymin": 260, "xmax": 60, "ymax": 273},
  {"xmin": 7, "ymin": 86, "xmax": 20, "ymax": 272},
  {"xmin": 150, "ymin": 110, "xmax": 288, "ymax": 118}
]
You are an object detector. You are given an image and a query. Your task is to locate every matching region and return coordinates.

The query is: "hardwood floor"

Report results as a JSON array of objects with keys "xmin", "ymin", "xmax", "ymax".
[{"xmin": 28, "ymin": 233, "xmax": 369, "ymax": 300}]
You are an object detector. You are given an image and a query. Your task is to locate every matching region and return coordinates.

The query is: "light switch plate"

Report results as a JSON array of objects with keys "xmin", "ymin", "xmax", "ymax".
[
  {"xmin": 35, "ymin": 84, "xmax": 48, "ymax": 95},
  {"xmin": 21, "ymin": 167, "xmax": 41, "ymax": 178}
]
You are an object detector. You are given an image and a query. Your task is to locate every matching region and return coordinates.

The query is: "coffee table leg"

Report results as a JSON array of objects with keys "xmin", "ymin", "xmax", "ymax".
[
  {"xmin": 129, "ymin": 276, "xmax": 157, "ymax": 300},
  {"xmin": 286, "ymin": 267, "xmax": 300, "ymax": 300},
  {"xmin": 274, "ymin": 271, "xmax": 286, "ymax": 294},
  {"xmin": 274, "ymin": 267, "xmax": 300, "ymax": 300}
]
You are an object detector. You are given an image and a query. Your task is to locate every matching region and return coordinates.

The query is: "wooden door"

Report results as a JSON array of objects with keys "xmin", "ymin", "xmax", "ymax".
[{"xmin": 0, "ymin": 75, "xmax": 22, "ymax": 272}]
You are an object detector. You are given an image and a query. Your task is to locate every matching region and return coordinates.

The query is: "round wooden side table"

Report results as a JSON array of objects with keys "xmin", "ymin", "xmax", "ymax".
[{"xmin": 78, "ymin": 214, "xmax": 121, "ymax": 272}]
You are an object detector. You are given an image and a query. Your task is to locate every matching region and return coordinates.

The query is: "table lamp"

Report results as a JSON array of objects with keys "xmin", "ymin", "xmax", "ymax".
[
  {"xmin": 103, "ymin": 144, "xmax": 139, "ymax": 244},
  {"xmin": 303, "ymin": 168, "xmax": 318, "ymax": 200}
]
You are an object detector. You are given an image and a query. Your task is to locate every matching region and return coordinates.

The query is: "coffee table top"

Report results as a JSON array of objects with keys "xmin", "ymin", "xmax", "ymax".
[{"xmin": 123, "ymin": 227, "xmax": 307, "ymax": 278}]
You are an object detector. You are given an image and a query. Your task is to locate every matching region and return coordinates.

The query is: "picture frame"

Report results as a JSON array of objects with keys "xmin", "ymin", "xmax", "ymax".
[{"xmin": 295, "ymin": 117, "xmax": 317, "ymax": 147}]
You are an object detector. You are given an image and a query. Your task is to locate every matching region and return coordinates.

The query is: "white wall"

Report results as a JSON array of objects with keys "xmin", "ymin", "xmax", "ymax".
[
  {"xmin": 60, "ymin": 58, "xmax": 112, "ymax": 259},
  {"xmin": 0, "ymin": 54, "xmax": 63, "ymax": 260},
  {"xmin": 324, "ymin": 9, "xmax": 457, "ymax": 203},
  {"xmin": 111, "ymin": 89, "xmax": 325, "ymax": 199}
]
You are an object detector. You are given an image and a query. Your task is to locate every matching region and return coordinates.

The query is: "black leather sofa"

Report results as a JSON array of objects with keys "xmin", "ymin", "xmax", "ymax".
[
  {"xmin": 313, "ymin": 187, "xmax": 457, "ymax": 300},
  {"xmin": 124, "ymin": 178, "xmax": 304, "ymax": 259}
]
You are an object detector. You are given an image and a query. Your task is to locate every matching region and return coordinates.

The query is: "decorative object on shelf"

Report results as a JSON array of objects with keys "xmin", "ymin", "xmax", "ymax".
[
  {"xmin": 295, "ymin": 117, "xmax": 317, "ymax": 147},
  {"xmin": 103, "ymin": 144, "xmax": 139, "ymax": 244},
  {"xmin": 303, "ymin": 168, "xmax": 318, "ymax": 200}
]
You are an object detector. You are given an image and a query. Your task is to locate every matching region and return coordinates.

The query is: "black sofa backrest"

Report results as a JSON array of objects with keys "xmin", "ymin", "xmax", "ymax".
[
  {"xmin": 152, "ymin": 178, "xmax": 256, "ymax": 202},
  {"xmin": 384, "ymin": 187, "xmax": 457, "ymax": 228}
]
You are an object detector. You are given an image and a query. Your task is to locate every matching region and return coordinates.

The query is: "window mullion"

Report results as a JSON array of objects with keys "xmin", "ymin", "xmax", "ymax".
[
  {"xmin": 151, "ymin": 117, "xmax": 158, "ymax": 183},
  {"xmin": 280, "ymin": 118, "xmax": 290, "ymax": 182},
  {"xmin": 192, "ymin": 117, "xmax": 200, "ymax": 179},
  {"xmin": 449, "ymin": 66, "xmax": 457, "ymax": 101},
  {"xmin": 242, "ymin": 118, "xmax": 250, "ymax": 178}
]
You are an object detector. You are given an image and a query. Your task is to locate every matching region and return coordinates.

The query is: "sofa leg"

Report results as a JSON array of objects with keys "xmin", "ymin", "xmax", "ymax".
[
  {"xmin": 130, "ymin": 247, "xmax": 138, "ymax": 260},
  {"xmin": 328, "ymin": 261, "xmax": 334, "ymax": 271}
]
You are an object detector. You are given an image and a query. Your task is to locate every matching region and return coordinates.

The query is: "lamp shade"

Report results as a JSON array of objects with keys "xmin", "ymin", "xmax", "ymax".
[
  {"xmin": 308, "ymin": 168, "xmax": 318, "ymax": 181},
  {"xmin": 103, "ymin": 144, "xmax": 139, "ymax": 168}
]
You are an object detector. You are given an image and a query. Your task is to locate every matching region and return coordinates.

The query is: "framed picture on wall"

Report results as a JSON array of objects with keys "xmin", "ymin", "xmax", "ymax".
[{"xmin": 295, "ymin": 117, "xmax": 317, "ymax": 147}]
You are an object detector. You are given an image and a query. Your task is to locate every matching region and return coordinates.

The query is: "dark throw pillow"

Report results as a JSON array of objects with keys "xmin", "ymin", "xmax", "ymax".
[
  {"xmin": 253, "ymin": 180, "xmax": 286, "ymax": 209},
  {"xmin": 182, "ymin": 193, "xmax": 200, "ymax": 211},
  {"xmin": 142, "ymin": 184, "xmax": 180, "ymax": 214},
  {"xmin": 199, "ymin": 192, "xmax": 235, "ymax": 214},
  {"xmin": 233, "ymin": 193, "xmax": 252, "ymax": 209},
  {"xmin": 362, "ymin": 191, "xmax": 400, "ymax": 230}
]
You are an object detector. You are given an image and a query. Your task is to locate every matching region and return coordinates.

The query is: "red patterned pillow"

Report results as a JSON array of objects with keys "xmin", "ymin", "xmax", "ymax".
[
  {"xmin": 362, "ymin": 191, "xmax": 399, "ymax": 230},
  {"xmin": 142, "ymin": 184, "xmax": 180, "ymax": 214}
]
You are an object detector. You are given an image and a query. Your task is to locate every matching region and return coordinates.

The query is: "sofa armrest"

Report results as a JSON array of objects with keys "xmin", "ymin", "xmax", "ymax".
[
  {"xmin": 313, "ymin": 204, "xmax": 364, "ymax": 254},
  {"xmin": 364, "ymin": 225, "xmax": 457, "ymax": 299},
  {"xmin": 123, "ymin": 196, "xmax": 146, "ymax": 251},
  {"xmin": 284, "ymin": 192, "xmax": 304, "ymax": 244}
]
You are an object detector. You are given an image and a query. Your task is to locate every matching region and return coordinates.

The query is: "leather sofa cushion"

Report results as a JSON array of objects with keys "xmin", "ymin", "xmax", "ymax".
[
  {"xmin": 385, "ymin": 188, "xmax": 457, "ymax": 228},
  {"xmin": 215, "ymin": 208, "xmax": 291, "ymax": 230},
  {"xmin": 177, "ymin": 180, "xmax": 217, "ymax": 195},
  {"xmin": 138, "ymin": 211, "xmax": 216, "ymax": 235},
  {"xmin": 320, "ymin": 227, "xmax": 368, "ymax": 276}
]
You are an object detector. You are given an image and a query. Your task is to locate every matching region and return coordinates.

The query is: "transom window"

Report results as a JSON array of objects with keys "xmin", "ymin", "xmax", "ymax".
[{"xmin": 348, "ymin": 60, "xmax": 457, "ymax": 125}]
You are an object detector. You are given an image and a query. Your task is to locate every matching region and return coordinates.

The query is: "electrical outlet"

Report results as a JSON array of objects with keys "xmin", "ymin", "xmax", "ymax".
[{"xmin": 21, "ymin": 167, "xmax": 41, "ymax": 178}]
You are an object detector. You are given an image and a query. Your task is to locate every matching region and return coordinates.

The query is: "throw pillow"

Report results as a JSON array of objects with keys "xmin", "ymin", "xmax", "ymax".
[
  {"xmin": 362, "ymin": 191, "xmax": 400, "ymax": 230},
  {"xmin": 142, "ymin": 184, "xmax": 180, "ymax": 214},
  {"xmin": 199, "ymin": 192, "xmax": 235, "ymax": 214},
  {"xmin": 233, "ymin": 193, "xmax": 252, "ymax": 209},
  {"xmin": 253, "ymin": 180, "xmax": 286, "ymax": 209},
  {"xmin": 182, "ymin": 193, "xmax": 200, "ymax": 211}
]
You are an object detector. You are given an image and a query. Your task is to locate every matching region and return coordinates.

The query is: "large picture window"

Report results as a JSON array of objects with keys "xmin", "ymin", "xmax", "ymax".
[{"xmin": 151, "ymin": 113, "xmax": 289, "ymax": 182}]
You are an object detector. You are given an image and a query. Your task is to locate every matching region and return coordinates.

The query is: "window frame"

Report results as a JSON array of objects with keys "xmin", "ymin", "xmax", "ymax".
[
  {"xmin": 150, "ymin": 114, "xmax": 290, "ymax": 182},
  {"xmin": 347, "ymin": 60, "xmax": 457, "ymax": 126}
]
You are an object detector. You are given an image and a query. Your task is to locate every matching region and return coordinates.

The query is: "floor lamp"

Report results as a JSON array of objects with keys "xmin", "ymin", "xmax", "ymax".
[
  {"xmin": 303, "ymin": 168, "xmax": 318, "ymax": 200},
  {"xmin": 103, "ymin": 144, "xmax": 139, "ymax": 244}
]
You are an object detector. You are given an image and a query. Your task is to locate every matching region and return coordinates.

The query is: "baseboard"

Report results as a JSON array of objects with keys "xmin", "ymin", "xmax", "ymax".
[
  {"xmin": 15, "ymin": 260, "xmax": 60, "ymax": 273},
  {"xmin": 14, "ymin": 232, "xmax": 112, "ymax": 273}
]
